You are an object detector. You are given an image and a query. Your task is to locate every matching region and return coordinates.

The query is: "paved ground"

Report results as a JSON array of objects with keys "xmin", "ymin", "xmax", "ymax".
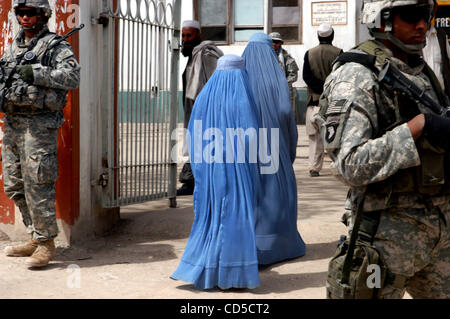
[{"xmin": 0, "ymin": 126, "xmax": 351, "ymax": 299}]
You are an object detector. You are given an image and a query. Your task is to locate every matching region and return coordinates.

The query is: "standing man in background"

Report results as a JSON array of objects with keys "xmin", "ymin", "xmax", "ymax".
[
  {"xmin": 423, "ymin": 23, "xmax": 450, "ymax": 95},
  {"xmin": 177, "ymin": 20, "xmax": 223, "ymax": 196},
  {"xmin": 1, "ymin": 0, "xmax": 80, "ymax": 268},
  {"xmin": 269, "ymin": 32, "xmax": 299, "ymax": 119},
  {"xmin": 302, "ymin": 24, "xmax": 342, "ymax": 177}
]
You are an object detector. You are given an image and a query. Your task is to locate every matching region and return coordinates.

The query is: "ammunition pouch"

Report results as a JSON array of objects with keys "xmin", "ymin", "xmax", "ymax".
[
  {"xmin": 368, "ymin": 137, "xmax": 449, "ymax": 197},
  {"xmin": 326, "ymin": 239, "xmax": 387, "ymax": 299},
  {"xmin": 327, "ymin": 211, "xmax": 409, "ymax": 299},
  {"xmin": 327, "ymin": 212, "xmax": 386, "ymax": 299},
  {"xmin": 2, "ymin": 80, "xmax": 66, "ymax": 114}
]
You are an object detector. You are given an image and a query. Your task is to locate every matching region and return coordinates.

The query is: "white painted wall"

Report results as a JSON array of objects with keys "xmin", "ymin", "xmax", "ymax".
[
  {"xmin": 72, "ymin": 0, "xmax": 120, "ymax": 243},
  {"xmin": 180, "ymin": 0, "xmax": 361, "ymax": 89}
]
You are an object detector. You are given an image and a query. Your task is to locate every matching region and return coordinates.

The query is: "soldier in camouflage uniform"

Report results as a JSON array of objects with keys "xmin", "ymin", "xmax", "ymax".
[
  {"xmin": 269, "ymin": 32, "xmax": 299, "ymax": 119},
  {"xmin": 0, "ymin": 0, "xmax": 80, "ymax": 268},
  {"xmin": 321, "ymin": 0, "xmax": 450, "ymax": 298}
]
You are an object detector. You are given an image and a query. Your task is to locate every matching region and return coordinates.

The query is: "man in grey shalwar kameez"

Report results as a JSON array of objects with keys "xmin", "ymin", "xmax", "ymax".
[{"xmin": 177, "ymin": 20, "xmax": 223, "ymax": 196}]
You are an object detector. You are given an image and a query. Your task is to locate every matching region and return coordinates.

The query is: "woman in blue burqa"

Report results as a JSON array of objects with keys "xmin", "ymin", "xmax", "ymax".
[
  {"xmin": 171, "ymin": 54, "xmax": 261, "ymax": 289},
  {"xmin": 242, "ymin": 33, "xmax": 306, "ymax": 265}
]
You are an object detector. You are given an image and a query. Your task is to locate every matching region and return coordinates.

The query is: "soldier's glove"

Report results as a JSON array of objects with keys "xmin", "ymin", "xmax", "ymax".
[
  {"xmin": 423, "ymin": 112, "xmax": 450, "ymax": 150},
  {"xmin": 16, "ymin": 65, "xmax": 34, "ymax": 84}
]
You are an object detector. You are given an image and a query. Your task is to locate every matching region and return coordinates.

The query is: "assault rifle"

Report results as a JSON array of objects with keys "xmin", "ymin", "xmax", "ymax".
[
  {"xmin": 26, "ymin": 24, "xmax": 85, "ymax": 66},
  {"xmin": 378, "ymin": 60, "xmax": 450, "ymax": 118},
  {"xmin": 0, "ymin": 24, "xmax": 85, "ymax": 112}
]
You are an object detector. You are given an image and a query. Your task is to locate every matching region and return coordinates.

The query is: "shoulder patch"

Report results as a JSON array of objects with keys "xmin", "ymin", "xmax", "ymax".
[
  {"xmin": 55, "ymin": 48, "xmax": 75, "ymax": 62},
  {"xmin": 67, "ymin": 59, "xmax": 76, "ymax": 67},
  {"xmin": 323, "ymin": 99, "xmax": 353, "ymax": 150},
  {"xmin": 325, "ymin": 116, "xmax": 340, "ymax": 143},
  {"xmin": 326, "ymin": 99, "xmax": 347, "ymax": 115}
]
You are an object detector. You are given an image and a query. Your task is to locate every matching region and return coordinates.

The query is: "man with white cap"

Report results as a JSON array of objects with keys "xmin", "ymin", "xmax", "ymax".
[
  {"xmin": 269, "ymin": 32, "xmax": 299, "ymax": 115},
  {"xmin": 302, "ymin": 23, "xmax": 342, "ymax": 177},
  {"xmin": 177, "ymin": 20, "xmax": 223, "ymax": 196}
]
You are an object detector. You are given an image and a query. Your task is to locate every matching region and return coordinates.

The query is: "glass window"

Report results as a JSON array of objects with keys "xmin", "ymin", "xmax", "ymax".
[
  {"xmin": 234, "ymin": 0, "xmax": 264, "ymax": 41},
  {"xmin": 199, "ymin": 0, "xmax": 227, "ymax": 25},
  {"xmin": 234, "ymin": 0, "xmax": 264, "ymax": 26},
  {"xmin": 195, "ymin": 0, "xmax": 302, "ymax": 44},
  {"xmin": 196, "ymin": 0, "xmax": 228, "ymax": 43},
  {"xmin": 271, "ymin": 0, "xmax": 301, "ymax": 42}
]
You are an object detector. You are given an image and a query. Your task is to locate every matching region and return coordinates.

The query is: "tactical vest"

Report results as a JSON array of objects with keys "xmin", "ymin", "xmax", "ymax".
[
  {"xmin": 0, "ymin": 30, "xmax": 66, "ymax": 114},
  {"xmin": 326, "ymin": 40, "xmax": 450, "ymax": 197}
]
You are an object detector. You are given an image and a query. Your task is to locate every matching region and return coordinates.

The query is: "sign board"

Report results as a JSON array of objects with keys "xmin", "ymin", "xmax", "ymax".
[
  {"xmin": 436, "ymin": 3, "xmax": 450, "ymax": 39},
  {"xmin": 312, "ymin": 1, "xmax": 347, "ymax": 26}
]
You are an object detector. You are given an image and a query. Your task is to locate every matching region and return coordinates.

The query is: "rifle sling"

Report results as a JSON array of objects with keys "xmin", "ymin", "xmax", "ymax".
[{"xmin": 340, "ymin": 190, "xmax": 366, "ymax": 285}]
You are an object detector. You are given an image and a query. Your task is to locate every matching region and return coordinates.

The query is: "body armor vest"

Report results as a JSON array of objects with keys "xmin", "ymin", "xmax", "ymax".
[
  {"xmin": 354, "ymin": 40, "xmax": 450, "ymax": 196},
  {"xmin": 0, "ymin": 28, "xmax": 65, "ymax": 114}
]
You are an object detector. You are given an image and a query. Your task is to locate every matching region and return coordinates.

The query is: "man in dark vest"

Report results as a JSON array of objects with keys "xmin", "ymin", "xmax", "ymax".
[{"xmin": 302, "ymin": 24, "xmax": 342, "ymax": 177}]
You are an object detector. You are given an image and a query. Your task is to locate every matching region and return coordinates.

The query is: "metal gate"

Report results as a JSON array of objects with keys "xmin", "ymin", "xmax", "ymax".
[{"xmin": 103, "ymin": 0, "xmax": 180, "ymax": 208}]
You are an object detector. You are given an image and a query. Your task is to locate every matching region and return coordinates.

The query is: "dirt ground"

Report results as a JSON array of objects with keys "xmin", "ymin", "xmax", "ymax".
[{"xmin": 0, "ymin": 126, "xmax": 371, "ymax": 299}]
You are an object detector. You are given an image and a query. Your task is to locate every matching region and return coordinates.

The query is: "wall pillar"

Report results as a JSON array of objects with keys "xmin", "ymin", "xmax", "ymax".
[{"xmin": 71, "ymin": 0, "xmax": 120, "ymax": 243}]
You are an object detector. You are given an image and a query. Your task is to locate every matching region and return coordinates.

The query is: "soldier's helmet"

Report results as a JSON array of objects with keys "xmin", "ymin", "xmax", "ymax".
[
  {"xmin": 361, "ymin": 0, "xmax": 436, "ymax": 54},
  {"xmin": 13, "ymin": 0, "xmax": 52, "ymax": 19}
]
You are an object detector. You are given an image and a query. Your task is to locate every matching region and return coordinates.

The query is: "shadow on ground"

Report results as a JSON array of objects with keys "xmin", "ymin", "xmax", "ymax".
[{"xmin": 19, "ymin": 206, "xmax": 197, "ymax": 270}]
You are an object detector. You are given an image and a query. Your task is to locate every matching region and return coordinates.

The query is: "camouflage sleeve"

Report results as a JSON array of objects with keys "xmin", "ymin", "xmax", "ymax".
[
  {"xmin": 31, "ymin": 42, "xmax": 80, "ymax": 90},
  {"xmin": 285, "ymin": 55, "xmax": 299, "ymax": 84},
  {"xmin": 326, "ymin": 63, "xmax": 421, "ymax": 187}
]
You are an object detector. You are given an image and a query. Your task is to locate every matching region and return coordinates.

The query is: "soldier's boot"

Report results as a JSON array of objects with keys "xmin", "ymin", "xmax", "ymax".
[
  {"xmin": 4, "ymin": 239, "xmax": 39, "ymax": 257},
  {"xmin": 25, "ymin": 239, "xmax": 56, "ymax": 268}
]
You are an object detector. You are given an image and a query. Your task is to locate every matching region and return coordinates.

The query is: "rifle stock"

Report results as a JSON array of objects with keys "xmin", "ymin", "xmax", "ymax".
[{"xmin": 378, "ymin": 61, "xmax": 450, "ymax": 117}]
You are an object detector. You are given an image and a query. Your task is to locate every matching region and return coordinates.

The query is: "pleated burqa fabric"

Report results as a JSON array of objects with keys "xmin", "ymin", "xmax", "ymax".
[
  {"xmin": 242, "ymin": 33, "xmax": 306, "ymax": 265},
  {"xmin": 171, "ymin": 55, "xmax": 261, "ymax": 290}
]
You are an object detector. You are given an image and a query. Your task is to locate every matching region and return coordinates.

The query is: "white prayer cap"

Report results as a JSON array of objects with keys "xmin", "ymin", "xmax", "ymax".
[
  {"xmin": 317, "ymin": 23, "xmax": 333, "ymax": 37},
  {"xmin": 182, "ymin": 20, "xmax": 200, "ymax": 30}
]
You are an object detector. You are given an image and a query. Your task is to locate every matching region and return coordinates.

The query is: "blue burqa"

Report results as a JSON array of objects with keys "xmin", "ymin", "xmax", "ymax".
[
  {"xmin": 242, "ymin": 33, "xmax": 306, "ymax": 265},
  {"xmin": 171, "ymin": 55, "xmax": 261, "ymax": 289}
]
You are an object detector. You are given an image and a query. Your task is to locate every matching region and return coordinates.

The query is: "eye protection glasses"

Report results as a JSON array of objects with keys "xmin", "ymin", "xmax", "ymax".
[
  {"xmin": 15, "ymin": 8, "xmax": 38, "ymax": 17},
  {"xmin": 394, "ymin": 4, "xmax": 433, "ymax": 24}
]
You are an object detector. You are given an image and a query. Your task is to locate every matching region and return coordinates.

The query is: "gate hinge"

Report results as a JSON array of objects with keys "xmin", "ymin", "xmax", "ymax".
[
  {"xmin": 92, "ymin": 12, "xmax": 110, "ymax": 27},
  {"xmin": 98, "ymin": 173, "xmax": 109, "ymax": 187},
  {"xmin": 169, "ymin": 38, "xmax": 181, "ymax": 52}
]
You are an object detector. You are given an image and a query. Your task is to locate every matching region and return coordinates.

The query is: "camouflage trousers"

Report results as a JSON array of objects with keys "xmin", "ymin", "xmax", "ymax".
[
  {"xmin": 372, "ymin": 203, "xmax": 450, "ymax": 298},
  {"xmin": 288, "ymin": 84, "xmax": 298, "ymax": 123},
  {"xmin": 1, "ymin": 115, "xmax": 59, "ymax": 241}
]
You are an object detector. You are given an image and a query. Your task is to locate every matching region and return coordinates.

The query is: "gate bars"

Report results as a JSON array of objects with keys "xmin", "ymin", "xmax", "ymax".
[{"xmin": 103, "ymin": 0, "xmax": 180, "ymax": 207}]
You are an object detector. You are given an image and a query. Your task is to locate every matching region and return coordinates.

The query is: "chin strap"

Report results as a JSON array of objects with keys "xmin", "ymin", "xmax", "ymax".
[{"xmin": 371, "ymin": 31, "xmax": 425, "ymax": 55}]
